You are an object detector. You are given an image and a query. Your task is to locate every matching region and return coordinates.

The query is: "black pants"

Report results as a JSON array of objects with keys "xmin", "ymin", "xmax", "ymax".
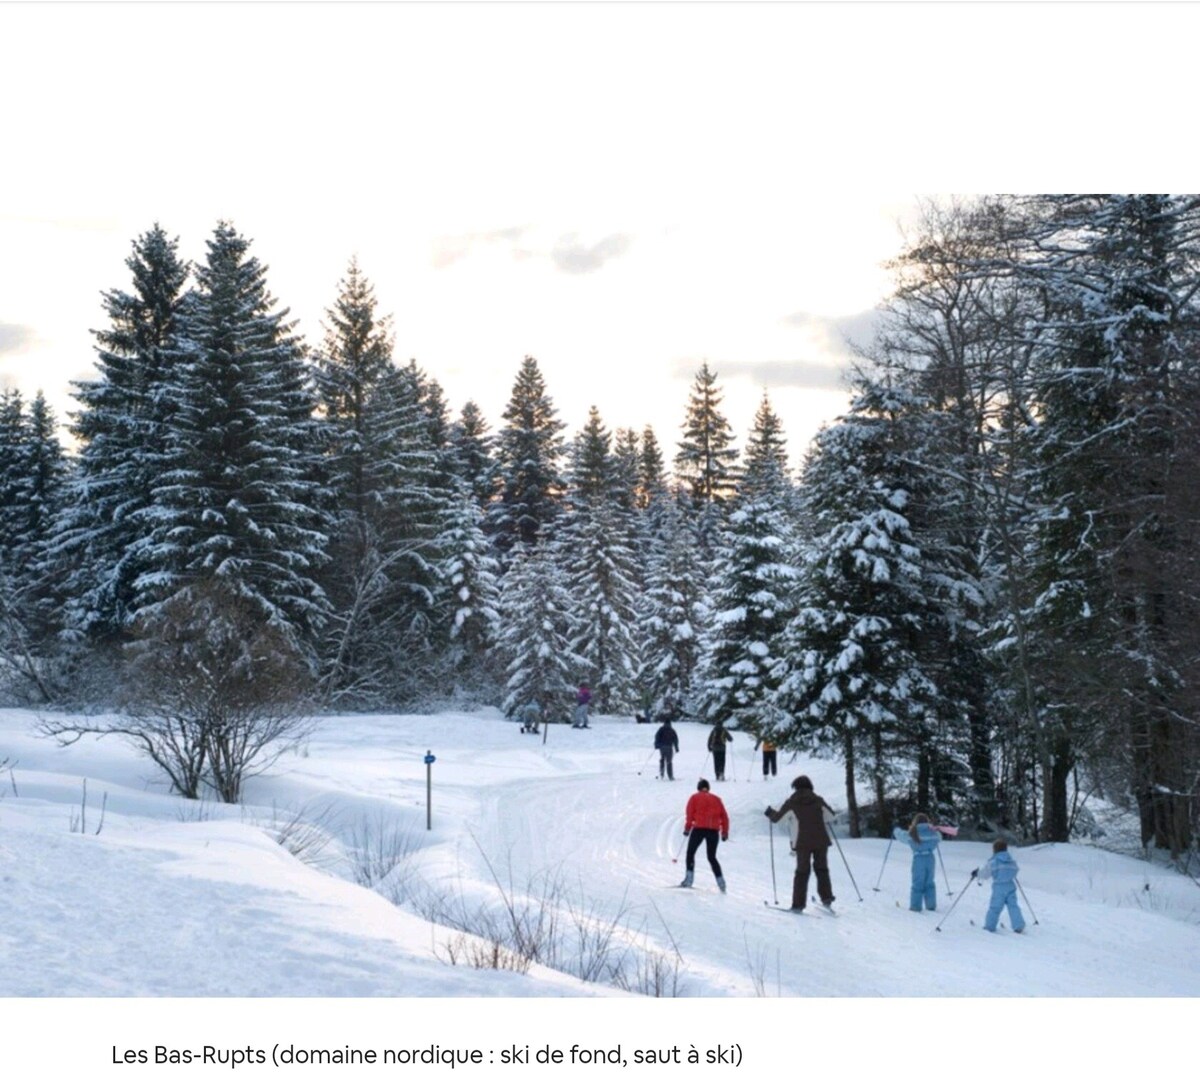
[
  {"xmin": 659, "ymin": 748, "xmax": 675, "ymax": 779},
  {"xmin": 792, "ymin": 844, "xmax": 834, "ymax": 909},
  {"xmin": 686, "ymin": 829, "xmax": 723, "ymax": 878},
  {"xmin": 712, "ymin": 749, "xmax": 726, "ymax": 780},
  {"xmin": 762, "ymin": 750, "xmax": 777, "ymax": 776}
]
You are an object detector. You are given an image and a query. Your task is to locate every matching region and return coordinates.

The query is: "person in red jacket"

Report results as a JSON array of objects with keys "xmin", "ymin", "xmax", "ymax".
[{"xmin": 679, "ymin": 779, "xmax": 730, "ymax": 892}]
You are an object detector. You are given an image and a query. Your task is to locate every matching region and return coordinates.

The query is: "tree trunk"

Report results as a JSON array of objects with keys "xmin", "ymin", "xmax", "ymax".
[{"xmin": 843, "ymin": 732, "xmax": 860, "ymax": 838}]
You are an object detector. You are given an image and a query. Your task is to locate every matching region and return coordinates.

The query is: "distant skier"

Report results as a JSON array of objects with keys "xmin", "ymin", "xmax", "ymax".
[
  {"xmin": 755, "ymin": 736, "xmax": 777, "ymax": 778},
  {"xmin": 679, "ymin": 779, "xmax": 729, "ymax": 892},
  {"xmin": 573, "ymin": 685, "xmax": 592, "ymax": 728},
  {"xmin": 707, "ymin": 722, "xmax": 733, "ymax": 781},
  {"xmin": 972, "ymin": 838, "xmax": 1026, "ymax": 933},
  {"xmin": 893, "ymin": 813, "xmax": 941, "ymax": 912},
  {"xmin": 518, "ymin": 700, "xmax": 541, "ymax": 735},
  {"xmin": 654, "ymin": 717, "xmax": 679, "ymax": 780},
  {"xmin": 765, "ymin": 775, "xmax": 836, "ymax": 912}
]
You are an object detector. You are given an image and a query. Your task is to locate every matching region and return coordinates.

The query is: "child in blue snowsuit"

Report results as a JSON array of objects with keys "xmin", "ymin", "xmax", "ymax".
[
  {"xmin": 972, "ymin": 838, "xmax": 1026, "ymax": 933},
  {"xmin": 893, "ymin": 813, "xmax": 940, "ymax": 912}
]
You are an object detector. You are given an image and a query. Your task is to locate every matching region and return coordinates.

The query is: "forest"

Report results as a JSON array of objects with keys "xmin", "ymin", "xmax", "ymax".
[{"xmin": 1, "ymin": 195, "xmax": 1196, "ymax": 857}]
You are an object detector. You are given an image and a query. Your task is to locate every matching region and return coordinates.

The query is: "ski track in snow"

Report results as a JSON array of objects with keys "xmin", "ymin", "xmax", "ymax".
[{"xmin": 2, "ymin": 708, "xmax": 1198, "ymax": 997}]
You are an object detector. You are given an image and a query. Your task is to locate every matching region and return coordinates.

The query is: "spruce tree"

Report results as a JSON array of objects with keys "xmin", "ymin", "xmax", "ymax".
[
  {"xmin": 449, "ymin": 400, "xmax": 498, "ymax": 509},
  {"xmin": 135, "ymin": 222, "xmax": 328, "ymax": 653},
  {"xmin": 488, "ymin": 356, "xmax": 566, "ymax": 555},
  {"xmin": 58, "ymin": 224, "xmax": 189, "ymax": 638},
  {"xmin": 675, "ymin": 361, "xmax": 739, "ymax": 505}
]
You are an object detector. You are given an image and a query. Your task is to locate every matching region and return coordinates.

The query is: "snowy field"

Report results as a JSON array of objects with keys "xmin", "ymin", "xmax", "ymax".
[{"xmin": 2, "ymin": 705, "xmax": 1199, "ymax": 1000}]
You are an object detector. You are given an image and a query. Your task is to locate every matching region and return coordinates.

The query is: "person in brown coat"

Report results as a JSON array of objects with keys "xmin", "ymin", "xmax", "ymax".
[{"xmin": 765, "ymin": 775, "xmax": 836, "ymax": 912}]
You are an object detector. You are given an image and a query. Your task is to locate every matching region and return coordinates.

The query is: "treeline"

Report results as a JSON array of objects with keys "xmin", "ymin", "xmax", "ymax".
[{"xmin": 1, "ymin": 200, "xmax": 1196, "ymax": 854}]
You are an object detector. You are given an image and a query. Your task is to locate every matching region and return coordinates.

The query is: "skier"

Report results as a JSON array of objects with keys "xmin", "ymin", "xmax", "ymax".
[
  {"xmin": 518, "ymin": 700, "xmax": 541, "ymax": 735},
  {"xmin": 654, "ymin": 717, "xmax": 679, "ymax": 780},
  {"xmin": 573, "ymin": 684, "xmax": 592, "ymax": 728},
  {"xmin": 755, "ymin": 736, "xmax": 777, "ymax": 778},
  {"xmin": 971, "ymin": 838, "xmax": 1026, "ymax": 933},
  {"xmin": 679, "ymin": 779, "xmax": 729, "ymax": 892},
  {"xmin": 765, "ymin": 775, "xmax": 836, "ymax": 912},
  {"xmin": 707, "ymin": 722, "xmax": 733, "ymax": 781},
  {"xmin": 893, "ymin": 813, "xmax": 941, "ymax": 912}
]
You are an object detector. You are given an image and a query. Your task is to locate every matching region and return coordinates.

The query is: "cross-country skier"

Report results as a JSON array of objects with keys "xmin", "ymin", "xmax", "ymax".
[
  {"xmin": 654, "ymin": 717, "xmax": 679, "ymax": 780},
  {"xmin": 518, "ymin": 700, "xmax": 541, "ymax": 735},
  {"xmin": 971, "ymin": 838, "xmax": 1026, "ymax": 933},
  {"xmin": 573, "ymin": 684, "xmax": 592, "ymax": 728},
  {"xmin": 679, "ymin": 779, "xmax": 729, "ymax": 892},
  {"xmin": 754, "ymin": 736, "xmax": 777, "ymax": 778},
  {"xmin": 707, "ymin": 722, "xmax": 733, "ymax": 780},
  {"xmin": 765, "ymin": 775, "xmax": 836, "ymax": 912},
  {"xmin": 893, "ymin": 813, "xmax": 941, "ymax": 912}
]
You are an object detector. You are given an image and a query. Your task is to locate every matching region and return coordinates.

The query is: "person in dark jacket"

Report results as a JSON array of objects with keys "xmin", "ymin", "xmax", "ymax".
[
  {"xmin": 754, "ymin": 736, "xmax": 777, "ymax": 778},
  {"xmin": 707, "ymin": 722, "xmax": 733, "ymax": 781},
  {"xmin": 654, "ymin": 718, "xmax": 680, "ymax": 780},
  {"xmin": 893, "ymin": 813, "xmax": 940, "ymax": 912},
  {"xmin": 679, "ymin": 779, "xmax": 730, "ymax": 891},
  {"xmin": 765, "ymin": 775, "xmax": 836, "ymax": 911}
]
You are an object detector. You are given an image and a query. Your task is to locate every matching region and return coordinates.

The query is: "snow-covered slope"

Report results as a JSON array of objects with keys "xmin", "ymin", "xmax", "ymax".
[{"xmin": 2, "ymin": 706, "xmax": 1197, "ymax": 998}]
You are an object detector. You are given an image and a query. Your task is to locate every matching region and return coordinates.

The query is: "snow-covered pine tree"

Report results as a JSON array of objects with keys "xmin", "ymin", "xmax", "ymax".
[
  {"xmin": 487, "ymin": 356, "xmax": 566, "ymax": 557},
  {"xmin": 57, "ymin": 224, "xmax": 189, "ymax": 639},
  {"xmin": 134, "ymin": 222, "xmax": 329, "ymax": 657},
  {"xmin": 740, "ymin": 391, "xmax": 792, "ymax": 504},
  {"xmin": 637, "ymin": 493, "xmax": 708, "ymax": 718},
  {"xmin": 436, "ymin": 483, "xmax": 502, "ymax": 686},
  {"xmin": 694, "ymin": 483, "xmax": 796, "ymax": 736},
  {"xmin": 1014, "ymin": 194, "xmax": 1200, "ymax": 849},
  {"xmin": 449, "ymin": 399, "xmax": 499, "ymax": 509},
  {"xmin": 675, "ymin": 361, "xmax": 739, "ymax": 508},
  {"xmin": 498, "ymin": 540, "xmax": 579, "ymax": 721},
  {"xmin": 772, "ymin": 380, "xmax": 940, "ymax": 836},
  {"xmin": 557, "ymin": 408, "xmax": 642, "ymax": 713}
]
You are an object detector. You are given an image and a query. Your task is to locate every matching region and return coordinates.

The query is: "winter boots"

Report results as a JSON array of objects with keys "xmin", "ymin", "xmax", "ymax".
[
  {"xmin": 679, "ymin": 871, "xmax": 694, "ymax": 888},
  {"xmin": 717, "ymin": 876, "xmax": 727, "ymax": 893}
]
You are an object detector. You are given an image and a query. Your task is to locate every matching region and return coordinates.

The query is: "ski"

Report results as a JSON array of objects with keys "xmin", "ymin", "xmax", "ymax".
[{"xmin": 811, "ymin": 896, "xmax": 838, "ymax": 915}]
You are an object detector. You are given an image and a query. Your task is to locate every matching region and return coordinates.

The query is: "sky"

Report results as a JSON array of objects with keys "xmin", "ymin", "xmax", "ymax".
[
  {"xmin": 5, "ymin": 4, "xmax": 1195, "ymax": 467},
  {"xmin": 0, "ymin": 2, "xmax": 1090, "ymax": 468}
]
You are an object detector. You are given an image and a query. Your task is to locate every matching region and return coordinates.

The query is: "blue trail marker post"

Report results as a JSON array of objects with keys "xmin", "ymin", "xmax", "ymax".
[{"xmin": 424, "ymin": 751, "xmax": 436, "ymax": 830}]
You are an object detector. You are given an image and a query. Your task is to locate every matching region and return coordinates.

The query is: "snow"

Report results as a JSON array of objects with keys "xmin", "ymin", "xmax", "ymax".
[{"xmin": 3, "ymin": 706, "xmax": 1197, "ymax": 1070}]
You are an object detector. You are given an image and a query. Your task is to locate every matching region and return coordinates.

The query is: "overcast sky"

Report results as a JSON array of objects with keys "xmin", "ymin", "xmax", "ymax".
[{"xmin": 2, "ymin": 3, "xmax": 1195, "ymax": 468}]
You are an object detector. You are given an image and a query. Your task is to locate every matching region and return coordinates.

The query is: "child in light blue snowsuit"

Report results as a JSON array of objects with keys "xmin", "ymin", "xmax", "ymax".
[
  {"xmin": 973, "ymin": 838, "xmax": 1026, "ymax": 933},
  {"xmin": 894, "ymin": 813, "xmax": 940, "ymax": 912}
]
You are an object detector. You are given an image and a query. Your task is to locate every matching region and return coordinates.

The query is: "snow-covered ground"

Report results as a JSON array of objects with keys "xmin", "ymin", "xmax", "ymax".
[{"xmin": 2, "ymin": 705, "xmax": 1199, "ymax": 1001}]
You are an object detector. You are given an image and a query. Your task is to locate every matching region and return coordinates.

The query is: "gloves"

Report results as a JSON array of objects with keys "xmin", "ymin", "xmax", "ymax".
[
  {"xmin": 721, "ymin": 834, "xmax": 728, "ymax": 843},
  {"xmin": 764, "ymin": 807, "xmax": 774, "ymax": 818},
  {"xmin": 683, "ymin": 828, "xmax": 691, "ymax": 836},
  {"xmin": 970, "ymin": 868, "xmax": 978, "ymax": 879}
]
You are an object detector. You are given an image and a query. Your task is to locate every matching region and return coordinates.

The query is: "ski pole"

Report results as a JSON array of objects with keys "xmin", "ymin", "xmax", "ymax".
[
  {"xmin": 826, "ymin": 823, "xmax": 863, "ymax": 901},
  {"xmin": 934, "ymin": 873, "xmax": 974, "ymax": 932},
  {"xmin": 636, "ymin": 748, "xmax": 656, "ymax": 776},
  {"xmin": 671, "ymin": 831, "xmax": 687, "ymax": 863},
  {"xmin": 937, "ymin": 845, "xmax": 954, "ymax": 896},
  {"xmin": 769, "ymin": 819, "xmax": 779, "ymax": 905},
  {"xmin": 872, "ymin": 837, "xmax": 894, "ymax": 892},
  {"xmin": 1016, "ymin": 878, "xmax": 1040, "ymax": 925}
]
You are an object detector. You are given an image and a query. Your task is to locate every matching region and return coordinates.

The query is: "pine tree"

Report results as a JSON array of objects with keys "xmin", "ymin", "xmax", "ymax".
[
  {"xmin": 772, "ymin": 381, "xmax": 941, "ymax": 836},
  {"xmin": 437, "ymin": 484, "xmax": 502, "ymax": 680},
  {"xmin": 135, "ymin": 222, "xmax": 328, "ymax": 654},
  {"xmin": 58, "ymin": 224, "xmax": 189, "ymax": 638},
  {"xmin": 695, "ymin": 491, "xmax": 796, "ymax": 733},
  {"xmin": 675, "ymin": 361, "xmax": 739, "ymax": 506},
  {"xmin": 638, "ymin": 495, "xmax": 708, "ymax": 717},
  {"xmin": 450, "ymin": 399, "xmax": 498, "ymax": 509},
  {"xmin": 488, "ymin": 356, "xmax": 566, "ymax": 555},
  {"xmin": 498, "ymin": 541, "xmax": 579, "ymax": 719},
  {"xmin": 740, "ymin": 391, "xmax": 791, "ymax": 502}
]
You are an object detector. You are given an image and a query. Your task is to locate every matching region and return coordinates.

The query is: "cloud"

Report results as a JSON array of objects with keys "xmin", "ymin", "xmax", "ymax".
[
  {"xmin": 671, "ymin": 356, "xmax": 851, "ymax": 392},
  {"xmin": 431, "ymin": 225, "xmax": 531, "ymax": 268},
  {"xmin": 0, "ymin": 322, "xmax": 36, "ymax": 356},
  {"xmin": 782, "ymin": 307, "xmax": 883, "ymax": 356},
  {"xmin": 550, "ymin": 232, "xmax": 632, "ymax": 275}
]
